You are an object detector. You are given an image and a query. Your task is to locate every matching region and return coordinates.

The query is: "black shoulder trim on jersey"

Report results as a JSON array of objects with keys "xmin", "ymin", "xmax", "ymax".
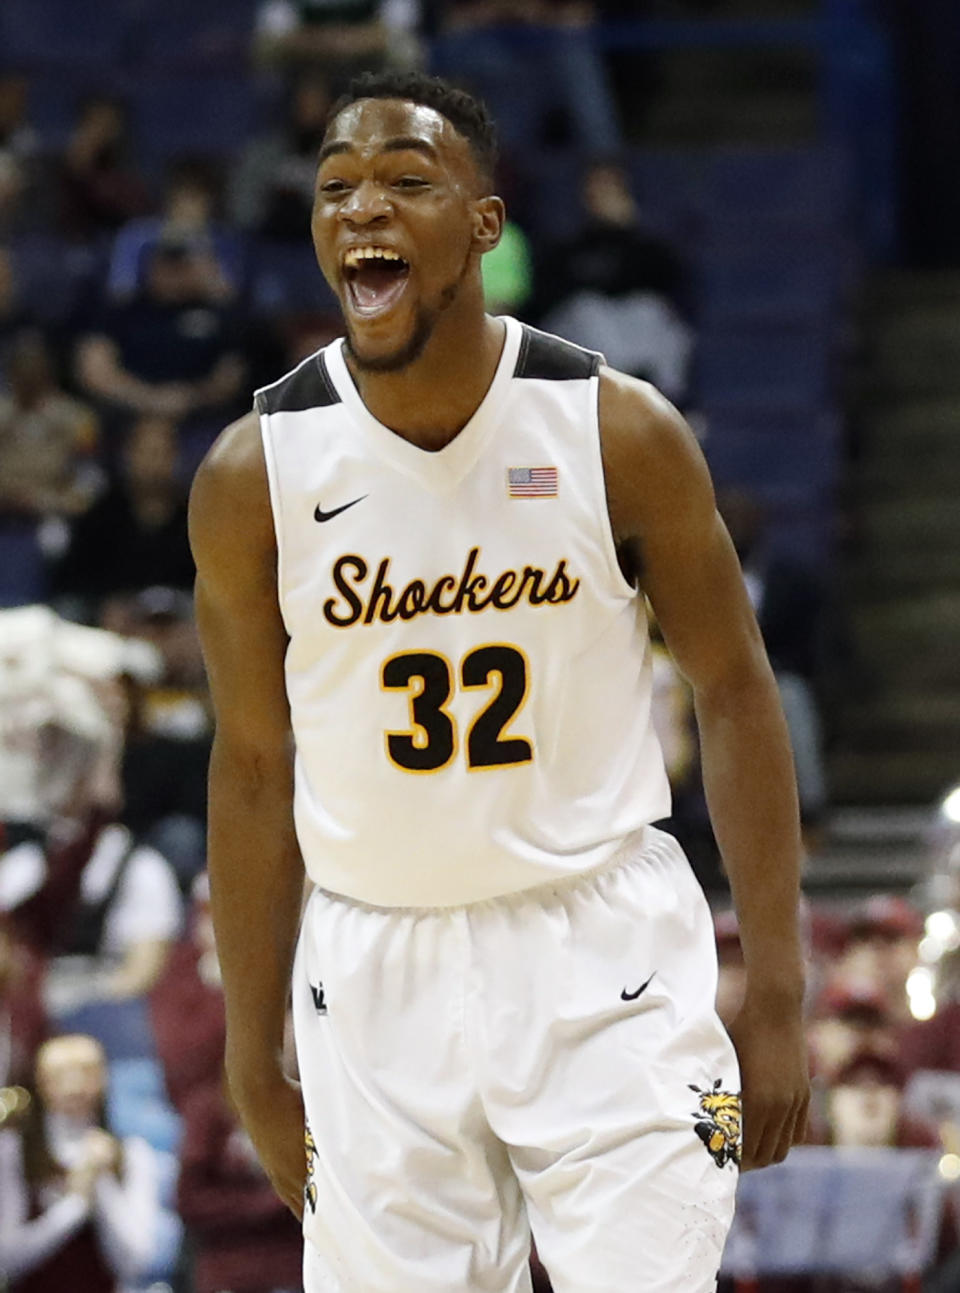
[
  {"xmin": 255, "ymin": 353, "xmax": 341, "ymax": 415},
  {"xmin": 514, "ymin": 326, "xmax": 601, "ymax": 381}
]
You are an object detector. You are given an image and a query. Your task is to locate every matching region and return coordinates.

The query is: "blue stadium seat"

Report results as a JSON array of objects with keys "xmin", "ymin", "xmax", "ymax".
[
  {"xmin": 131, "ymin": 75, "xmax": 260, "ymax": 167},
  {"xmin": 0, "ymin": 0, "xmax": 130, "ymax": 66},
  {"xmin": 134, "ymin": 0, "xmax": 261, "ymax": 67},
  {"xmin": 0, "ymin": 526, "xmax": 48, "ymax": 608},
  {"xmin": 251, "ymin": 240, "xmax": 339, "ymax": 315},
  {"xmin": 704, "ymin": 147, "xmax": 851, "ymax": 229},
  {"xmin": 11, "ymin": 234, "xmax": 106, "ymax": 327},
  {"xmin": 107, "ymin": 1057, "xmax": 182, "ymax": 1155},
  {"xmin": 695, "ymin": 322, "xmax": 834, "ymax": 408},
  {"xmin": 704, "ymin": 408, "xmax": 842, "ymax": 501},
  {"xmin": 723, "ymin": 1147, "xmax": 945, "ymax": 1284},
  {"xmin": 696, "ymin": 237, "xmax": 842, "ymax": 323},
  {"xmin": 56, "ymin": 997, "xmax": 157, "ymax": 1063},
  {"xmin": 631, "ymin": 151, "xmax": 706, "ymax": 221}
]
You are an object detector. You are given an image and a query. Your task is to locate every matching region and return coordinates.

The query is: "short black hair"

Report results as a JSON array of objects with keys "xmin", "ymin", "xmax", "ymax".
[{"xmin": 328, "ymin": 71, "xmax": 498, "ymax": 189}]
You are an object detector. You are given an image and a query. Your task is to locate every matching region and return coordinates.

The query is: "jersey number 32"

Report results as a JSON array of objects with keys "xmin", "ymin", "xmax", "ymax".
[{"xmin": 381, "ymin": 644, "xmax": 533, "ymax": 774}]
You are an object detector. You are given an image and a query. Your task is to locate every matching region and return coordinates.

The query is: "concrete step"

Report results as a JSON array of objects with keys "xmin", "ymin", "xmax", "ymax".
[
  {"xmin": 829, "ymin": 749, "xmax": 958, "ymax": 805},
  {"xmin": 859, "ymin": 498, "xmax": 960, "ymax": 548},
  {"xmin": 847, "ymin": 596, "xmax": 960, "ymax": 688},
  {"xmin": 854, "ymin": 455, "xmax": 960, "ymax": 496},
  {"xmin": 846, "ymin": 551, "xmax": 960, "ymax": 599},
  {"xmin": 866, "ymin": 271, "xmax": 960, "ymax": 312},
  {"xmin": 837, "ymin": 692, "xmax": 960, "ymax": 752},
  {"xmin": 863, "ymin": 396, "xmax": 960, "ymax": 450},
  {"xmin": 804, "ymin": 805, "xmax": 931, "ymax": 894},
  {"xmin": 866, "ymin": 309, "xmax": 960, "ymax": 395}
]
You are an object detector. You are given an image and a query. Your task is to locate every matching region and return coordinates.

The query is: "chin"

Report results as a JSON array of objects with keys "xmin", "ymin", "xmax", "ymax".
[{"xmin": 345, "ymin": 309, "xmax": 434, "ymax": 374}]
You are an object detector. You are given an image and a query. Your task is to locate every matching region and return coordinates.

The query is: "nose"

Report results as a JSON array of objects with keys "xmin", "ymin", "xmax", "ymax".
[{"xmin": 340, "ymin": 178, "xmax": 392, "ymax": 227}]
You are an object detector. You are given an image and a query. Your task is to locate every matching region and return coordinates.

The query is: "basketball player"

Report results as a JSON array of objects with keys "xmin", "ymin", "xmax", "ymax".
[{"xmin": 189, "ymin": 72, "xmax": 809, "ymax": 1293}]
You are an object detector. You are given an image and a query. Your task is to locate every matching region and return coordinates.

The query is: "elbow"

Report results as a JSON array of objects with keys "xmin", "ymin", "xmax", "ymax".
[{"xmin": 209, "ymin": 729, "xmax": 293, "ymax": 797}]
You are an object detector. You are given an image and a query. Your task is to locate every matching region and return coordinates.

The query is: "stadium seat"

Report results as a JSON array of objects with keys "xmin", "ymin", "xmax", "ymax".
[
  {"xmin": 0, "ymin": 526, "xmax": 48, "ymax": 608},
  {"xmin": 722, "ymin": 1146, "xmax": 946, "ymax": 1289},
  {"xmin": 134, "ymin": 0, "xmax": 261, "ymax": 67},
  {"xmin": 56, "ymin": 997, "xmax": 157, "ymax": 1063},
  {"xmin": 251, "ymin": 240, "xmax": 339, "ymax": 315},
  {"xmin": 107, "ymin": 1057, "xmax": 182, "ymax": 1155},
  {"xmin": 704, "ymin": 407, "xmax": 842, "ymax": 500},
  {"xmin": 704, "ymin": 146, "xmax": 852, "ymax": 229},
  {"xmin": 695, "ymin": 321, "xmax": 834, "ymax": 408},
  {"xmin": 696, "ymin": 237, "xmax": 842, "ymax": 323},
  {"xmin": 131, "ymin": 75, "xmax": 260, "ymax": 169},
  {"xmin": 0, "ymin": 0, "xmax": 130, "ymax": 66}
]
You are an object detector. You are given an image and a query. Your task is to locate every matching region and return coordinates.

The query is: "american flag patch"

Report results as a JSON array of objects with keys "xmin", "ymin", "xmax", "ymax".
[{"xmin": 507, "ymin": 466, "xmax": 558, "ymax": 498}]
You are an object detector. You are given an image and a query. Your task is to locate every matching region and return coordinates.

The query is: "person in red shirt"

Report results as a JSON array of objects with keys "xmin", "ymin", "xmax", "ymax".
[
  {"xmin": 0, "ymin": 1033, "xmax": 159, "ymax": 1292},
  {"xmin": 0, "ymin": 915, "xmax": 48, "ymax": 1090},
  {"xmin": 178, "ymin": 1074, "xmax": 303, "ymax": 1293}
]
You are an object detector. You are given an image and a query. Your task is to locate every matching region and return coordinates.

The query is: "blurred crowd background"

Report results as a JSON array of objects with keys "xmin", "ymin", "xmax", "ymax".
[{"xmin": 2, "ymin": 0, "xmax": 960, "ymax": 1290}]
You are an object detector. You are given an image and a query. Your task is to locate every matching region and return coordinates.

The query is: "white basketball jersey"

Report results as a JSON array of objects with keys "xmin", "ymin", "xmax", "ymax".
[{"xmin": 256, "ymin": 316, "xmax": 670, "ymax": 907}]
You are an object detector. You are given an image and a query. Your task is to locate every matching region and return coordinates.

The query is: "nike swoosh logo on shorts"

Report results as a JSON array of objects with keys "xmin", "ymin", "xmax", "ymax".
[
  {"xmin": 621, "ymin": 972, "xmax": 656, "ymax": 1002},
  {"xmin": 314, "ymin": 496, "xmax": 366, "ymax": 523}
]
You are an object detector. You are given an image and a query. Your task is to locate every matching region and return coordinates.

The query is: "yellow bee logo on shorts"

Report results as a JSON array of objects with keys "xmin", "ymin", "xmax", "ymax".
[
  {"xmin": 304, "ymin": 1121, "xmax": 318, "ymax": 1213},
  {"xmin": 689, "ymin": 1079, "xmax": 742, "ymax": 1169}
]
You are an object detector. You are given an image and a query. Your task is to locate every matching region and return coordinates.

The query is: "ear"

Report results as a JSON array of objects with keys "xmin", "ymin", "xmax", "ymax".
[{"xmin": 471, "ymin": 195, "xmax": 506, "ymax": 255}]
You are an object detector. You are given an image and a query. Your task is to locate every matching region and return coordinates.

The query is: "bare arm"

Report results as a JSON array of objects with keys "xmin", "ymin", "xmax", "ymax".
[
  {"xmin": 188, "ymin": 410, "xmax": 306, "ymax": 1215},
  {"xmin": 599, "ymin": 369, "xmax": 809, "ymax": 1169},
  {"xmin": 101, "ymin": 939, "xmax": 172, "ymax": 999}
]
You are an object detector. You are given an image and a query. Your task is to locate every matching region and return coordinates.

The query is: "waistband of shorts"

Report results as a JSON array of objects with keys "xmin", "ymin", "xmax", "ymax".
[{"xmin": 311, "ymin": 823, "xmax": 679, "ymax": 918}]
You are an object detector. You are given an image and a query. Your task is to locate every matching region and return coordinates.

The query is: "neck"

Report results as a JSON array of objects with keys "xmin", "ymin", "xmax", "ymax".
[{"xmin": 344, "ymin": 300, "xmax": 506, "ymax": 452}]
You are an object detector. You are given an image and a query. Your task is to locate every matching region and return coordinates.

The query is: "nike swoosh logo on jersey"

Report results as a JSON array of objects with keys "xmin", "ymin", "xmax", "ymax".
[
  {"xmin": 314, "ymin": 496, "xmax": 366, "ymax": 523},
  {"xmin": 621, "ymin": 972, "xmax": 656, "ymax": 1002}
]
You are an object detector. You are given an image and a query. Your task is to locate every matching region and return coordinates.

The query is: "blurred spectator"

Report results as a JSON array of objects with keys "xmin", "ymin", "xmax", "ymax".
[
  {"xmin": 0, "ymin": 667, "xmax": 183, "ymax": 1018},
  {"xmin": 823, "ymin": 1050, "xmax": 937, "ymax": 1149},
  {"xmin": 902, "ymin": 996, "xmax": 960, "ymax": 1078},
  {"xmin": 151, "ymin": 875, "xmax": 224, "ymax": 1114},
  {"xmin": 253, "ymin": 0, "xmax": 415, "ymax": 87},
  {"xmin": 0, "ymin": 1033, "xmax": 160, "ymax": 1291},
  {"xmin": 433, "ymin": 2, "xmax": 621, "ymax": 161},
  {"xmin": 231, "ymin": 73, "xmax": 332, "ymax": 241},
  {"xmin": 177, "ymin": 1074, "xmax": 303, "ymax": 1293},
  {"xmin": 107, "ymin": 156, "xmax": 245, "ymax": 304},
  {"xmin": 0, "ymin": 328, "xmax": 102, "ymax": 522},
  {"xmin": 535, "ymin": 162, "xmax": 693, "ymax": 403},
  {"xmin": 0, "ymin": 73, "xmax": 40, "ymax": 170},
  {"xmin": 51, "ymin": 416, "xmax": 195, "ymax": 610},
  {"xmin": 55, "ymin": 96, "xmax": 152, "ymax": 244},
  {"xmin": 808, "ymin": 980, "xmax": 899, "ymax": 1085},
  {"xmin": 0, "ymin": 916, "xmax": 48, "ymax": 1089},
  {"xmin": 835, "ymin": 895, "xmax": 922, "ymax": 1026},
  {"xmin": 0, "ymin": 74, "xmax": 43, "ymax": 239},
  {"xmin": 74, "ymin": 235, "xmax": 245, "ymax": 426},
  {"xmin": 0, "ymin": 244, "xmax": 32, "ymax": 377},
  {"xmin": 0, "ymin": 605, "xmax": 161, "ymax": 830},
  {"xmin": 719, "ymin": 488, "xmax": 829, "ymax": 832},
  {"xmin": 0, "ymin": 150, "xmax": 28, "ymax": 242},
  {"xmin": 105, "ymin": 588, "xmax": 210, "ymax": 893}
]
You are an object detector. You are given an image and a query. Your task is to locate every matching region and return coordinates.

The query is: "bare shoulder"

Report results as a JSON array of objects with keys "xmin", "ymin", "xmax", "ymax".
[
  {"xmin": 597, "ymin": 365, "xmax": 714, "ymax": 546},
  {"xmin": 189, "ymin": 411, "xmax": 274, "ymax": 581}
]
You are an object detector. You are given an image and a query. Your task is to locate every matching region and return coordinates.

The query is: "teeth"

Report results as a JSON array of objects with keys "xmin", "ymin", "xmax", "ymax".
[{"xmin": 343, "ymin": 247, "xmax": 405, "ymax": 269}]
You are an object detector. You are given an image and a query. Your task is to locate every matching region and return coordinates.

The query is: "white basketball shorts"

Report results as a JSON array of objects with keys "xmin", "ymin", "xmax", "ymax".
[{"xmin": 293, "ymin": 825, "xmax": 740, "ymax": 1293}]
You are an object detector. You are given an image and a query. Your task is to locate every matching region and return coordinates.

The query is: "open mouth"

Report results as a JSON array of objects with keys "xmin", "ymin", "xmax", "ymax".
[{"xmin": 342, "ymin": 246, "xmax": 411, "ymax": 318}]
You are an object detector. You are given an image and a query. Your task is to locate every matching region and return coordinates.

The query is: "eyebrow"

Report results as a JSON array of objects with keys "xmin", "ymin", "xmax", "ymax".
[{"xmin": 318, "ymin": 136, "xmax": 440, "ymax": 167}]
